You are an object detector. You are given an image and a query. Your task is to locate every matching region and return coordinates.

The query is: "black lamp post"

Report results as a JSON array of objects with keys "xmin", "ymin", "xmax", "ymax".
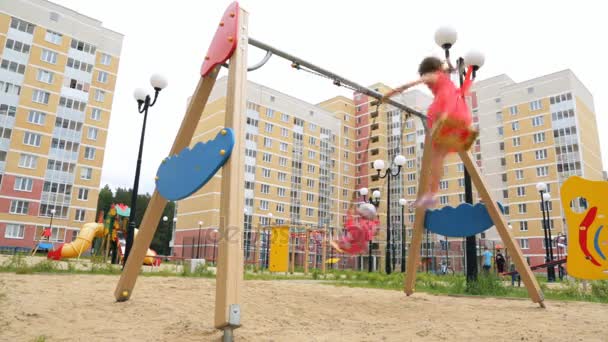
[
  {"xmin": 197, "ymin": 220, "xmax": 203, "ymax": 259},
  {"xmin": 373, "ymin": 155, "xmax": 406, "ymax": 275},
  {"xmin": 124, "ymin": 74, "xmax": 168, "ymax": 266},
  {"xmin": 536, "ymin": 182, "xmax": 556, "ymax": 282},
  {"xmin": 399, "ymin": 198, "xmax": 408, "ymax": 273},
  {"xmin": 359, "ymin": 187, "xmax": 381, "ymax": 272},
  {"xmin": 434, "ymin": 26, "xmax": 485, "ymax": 282}
]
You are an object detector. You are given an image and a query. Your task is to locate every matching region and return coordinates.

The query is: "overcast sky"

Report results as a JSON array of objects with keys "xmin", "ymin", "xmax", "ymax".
[{"xmin": 51, "ymin": 0, "xmax": 608, "ymax": 194}]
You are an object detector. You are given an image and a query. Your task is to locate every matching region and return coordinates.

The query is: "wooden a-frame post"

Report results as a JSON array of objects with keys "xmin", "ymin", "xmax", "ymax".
[{"xmin": 404, "ymin": 136, "xmax": 545, "ymax": 307}]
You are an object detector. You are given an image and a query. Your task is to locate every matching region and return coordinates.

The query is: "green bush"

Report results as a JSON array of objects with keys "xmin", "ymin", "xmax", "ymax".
[{"xmin": 591, "ymin": 280, "xmax": 608, "ymax": 299}]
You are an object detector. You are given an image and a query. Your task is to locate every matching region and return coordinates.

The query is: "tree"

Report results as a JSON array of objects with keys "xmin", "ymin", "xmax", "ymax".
[
  {"xmin": 96, "ymin": 185, "xmax": 114, "ymax": 219},
  {"xmin": 96, "ymin": 186, "xmax": 174, "ymax": 256}
]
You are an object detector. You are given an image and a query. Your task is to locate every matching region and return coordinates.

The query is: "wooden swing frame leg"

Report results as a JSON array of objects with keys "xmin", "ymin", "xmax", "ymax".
[{"xmin": 404, "ymin": 136, "xmax": 545, "ymax": 307}]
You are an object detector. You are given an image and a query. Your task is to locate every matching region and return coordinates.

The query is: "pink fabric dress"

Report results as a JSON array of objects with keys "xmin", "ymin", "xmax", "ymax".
[
  {"xmin": 426, "ymin": 68, "xmax": 474, "ymax": 149},
  {"xmin": 333, "ymin": 212, "xmax": 379, "ymax": 255}
]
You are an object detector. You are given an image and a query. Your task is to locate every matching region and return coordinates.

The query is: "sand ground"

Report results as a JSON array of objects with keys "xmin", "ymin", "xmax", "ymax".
[{"xmin": 1, "ymin": 273, "xmax": 607, "ymax": 341}]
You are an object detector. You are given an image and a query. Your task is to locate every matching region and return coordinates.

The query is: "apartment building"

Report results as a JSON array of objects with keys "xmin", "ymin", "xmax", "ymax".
[{"xmin": 0, "ymin": 0, "xmax": 123, "ymax": 249}]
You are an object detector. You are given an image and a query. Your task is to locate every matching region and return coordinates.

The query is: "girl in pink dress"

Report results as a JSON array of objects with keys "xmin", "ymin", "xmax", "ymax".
[
  {"xmin": 384, "ymin": 57, "xmax": 476, "ymax": 208},
  {"xmin": 331, "ymin": 205, "xmax": 379, "ymax": 254}
]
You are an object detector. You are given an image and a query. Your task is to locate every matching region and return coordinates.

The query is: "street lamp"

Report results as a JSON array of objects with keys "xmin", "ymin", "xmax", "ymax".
[
  {"xmin": 374, "ymin": 155, "xmax": 406, "ymax": 275},
  {"xmin": 266, "ymin": 213, "xmax": 273, "ymax": 269},
  {"xmin": 213, "ymin": 228, "xmax": 219, "ymax": 265},
  {"xmin": 170, "ymin": 217, "xmax": 177, "ymax": 256},
  {"xmin": 359, "ymin": 187, "xmax": 381, "ymax": 272},
  {"xmin": 399, "ymin": 198, "xmax": 408, "ymax": 273},
  {"xmin": 435, "ymin": 26, "xmax": 485, "ymax": 282},
  {"xmin": 536, "ymin": 182, "xmax": 556, "ymax": 282},
  {"xmin": 197, "ymin": 220, "xmax": 203, "ymax": 259},
  {"xmin": 124, "ymin": 73, "xmax": 168, "ymax": 265}
]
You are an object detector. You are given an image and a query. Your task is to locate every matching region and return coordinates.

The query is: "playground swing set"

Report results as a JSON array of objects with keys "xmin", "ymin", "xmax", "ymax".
[{"xmin": 110, "ymin": 2, "xmax": 608, "ymax": 341}]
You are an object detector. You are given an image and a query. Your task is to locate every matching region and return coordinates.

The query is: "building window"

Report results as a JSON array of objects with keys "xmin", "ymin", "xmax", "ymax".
[
  {"xmin": 80, "ymin": 167, "xmax": 92, "ymax": 180},
  {"xmin": 100, "ymin": 53, "xmax": 112, "ymax": 65},
  {"xmin": 45, "ymin": 30, "xmax": 63, "ymax": 44},
  {"xmin": 5, "ymin": 38, "xmax": 31, "ymax": 54},
  {"xmin": 514, "ymin": 153, "xmax": 523, "ymax": 163},
  {"xmin": 67, "ymin": 58, "xmax": 93, "ymax": 73},
  {"xmin": 309, "ymin": 123, "xmax": 317, "ymax": 131},
  {"xmin": 277, "ymin": 188, "xmax": 286, "ymax": 197},
  {"xmin": 515, "ymin": 169, "xmax": 524, "ymax": 180},
  {"xmin": 91, "ymin": 108, "xmax": 102, "ymax": 121},
  {"xmin": 511, "ymin": 121, "xmax": 519, "ymax": 131},
  {"xmin": 23, "ymin": 132, "xmax": 42, "ymax": 147},
  {"xmin": 497, "ymin": 127, "xmax": 504, "ymax": 136},
  {"xmin": 439, "ymin": 196, "xmax": 449, "ymax": 205},
  {"xmin": 97, "ymin": 71, "xmax": 109, "ymax": 83},
  {"xmin": 0, "ymin": 59, "xmax": 26, "ymax": 74},
  {"xmin": 260, "ymin": 184, "xmax": 270, "ymax": 194},
  {"xmin": 87, "ymin": 127, "xmax": 98, "ymax": 141},
  {"xmin": 307, "ymin": 193, "xmax": 314, "ymax": 202},
  {"xmin": 519, "ymin": 221, "xmax": 529, "ymax": 231},
  {"xmin": 41, "ymin": 49, "xmax": 58, "ymax": 64},
  {"xmin": 281, "ymin": 127, "xmax": 289, "ymax": 137},
  {"xmin": 531, "ymin": 115, "xmax": 544, "ymax": 127},
  {"xmin": 4, "ymin": 223, "xmax": 25, "ymax": 239},
  {"xmin": 306, "ymin": 208, "xmax": 314, "ymax": 217},
  {"xmin": 84, "ymin": 147, "xmax": 96, "ymax": 160},
  {"xmin": 516, "ymin": 186, "xmax": 526, "ymax": 197},
  {"xmin": 518, "ymin": 203, "xmax": 527, "ymax": 214},
  {"xmin": 278, "ymin": 156, "xmax": 287, "ymax": 166},
  {"xmin": 535, "ymin": 149, "xmax": 548, "ymax": 160},
  {"xmin": 533, "ymin": 132, "xmax": 545, "ymax": 144},
  {"xmin": 75, "ymin": 209, "xmax": 86, "ymax": 222},
  {"xmin": 276, "ymin": 203, "xmax": 285, "ymax": 213},
  {"xmin": 518, "ymin": 238, "xmax": 529, "ymax": 249},
  {"xmin": 307, "ymin": 179, "xmax": 315, "ymax": 188},
  {"xmin": 263, "ymin": 137, "xmax": 272, "ymax": 148},
  {"xmin": 439, "ymin": 180, "xmax": 449, "ymax": 190},
  {"xmin": 262, "ymin": 153, "xmax": 272, "ymax": 163},
  {"xmin": 308, "ymin": 151, "xmax": 316, "ymax": 159},
  {"xmin": 10, "ymin": 17, "xmax": 35, "ymax": 33},
  {"xmin": 32, "ymin": 90, "xmax": 50, "ymax": 104},
  {"xmin": 278, "ymin": 172, "xmax": 287, "ymax": 182},
  {"xmin": 530, "ymin": 100, "xmax": 542, "ymax": 111},
  {"xmin": 10, "ymin": 200, "xmax": 29, "ymax": 214},
  {"xmin": 509, "ymin": 106, "xmax": 518, "ymax": 115},
  {"xmin": 95, "ymin": 89, "xmax": 105, "ymax": 102},
  {"xmin": 281, "ymin": 113, "xmax": 289, "ymax": 122},
  {"xmin": 78, "ymin": 188, "xmax": 89, "ymax": 200},
  {"xmin": 262, "ymin": 168, "xmax": 271, "ymax": 178},
  {"xmin": 407, "ymin": 186, "xmax": 416, "ymax": 195},
  {"xmin": 27, "ymin": 111, "xmax": 46, "ymax": 125},
  {"xmin": 19, "ymin": 154, "xmax": 38, "ymax": 169},
  {"xmin": 536, "ymin": 166, "xmax": 549, "ymax": 177},
  {"xmin": 260, "ymin": 200, "xmax": 269, "ymax": 210},
  {"xmin": 71, "ymin": 39, "xmax": 96, "ymax": 54},
  {"xmin": 407, "ymin": 173, "xmax": 416, "ymax": 181}
]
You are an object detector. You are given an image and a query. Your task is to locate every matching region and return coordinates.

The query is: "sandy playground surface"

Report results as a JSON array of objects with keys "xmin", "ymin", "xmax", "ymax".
[{"xmin": 1, "ymin": 274, "xmax": 607, "ymax": 341}]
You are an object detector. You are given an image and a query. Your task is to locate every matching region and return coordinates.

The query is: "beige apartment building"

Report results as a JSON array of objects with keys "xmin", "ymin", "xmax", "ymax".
[{"xmin": 0, "ymin": 0, "xmax": 123, "ymax": 249}]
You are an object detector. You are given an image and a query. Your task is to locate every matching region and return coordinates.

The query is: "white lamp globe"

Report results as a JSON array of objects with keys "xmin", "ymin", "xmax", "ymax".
[
  {"xmin": 359, "ymin": 188, "xmax": 369, "ymax": 196},
  {"xmin": 358, "ymin": 203, "xmax": 377, "ymax": 220},
  {"xmin": 536, "ymin": 182, "xmax": 548, "ymax": 193},
  {"xmin": 372, "ymin": 190, "xmax": 381, "ymax": 199},
  {"xmin": 434, "ymin": 26, "xmax": 458, "ymax": 49},
  {"xmin": 198, "ymin": 221, "xmax": 203, "ymax": 226},
  {"xmin": 399, "ymin": 198, "xmax": 407, "ymax": 206},
  {"xmin": 394, "ymin": 155, "xmax": 406, "ymax": 166},
  {"xmin": 163, "ymin": 216, "xmax": 168, "ymax": 222},
  {"xmin": 133, "ymin": 88, "xmax": 148, "ymax": 102},
  {"xmin": 150, "ymin": 73, "xmax": 168, "ymax": 90},
  {"xmin": 373, "ymin": 159, "xmax": 385, "ymax": 171},
  {"xmin": 464, "ymin": 50, "xmax": 485, "ymax": 69},
  {"xmin": 542, "ymin": 193, "xmax": 552, "ymax": 201}
]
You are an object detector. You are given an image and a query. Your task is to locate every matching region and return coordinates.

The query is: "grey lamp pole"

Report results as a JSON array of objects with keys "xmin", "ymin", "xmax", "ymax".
[{"xmin": 399, "ymin": 198, "xmax": 408, "ymax": 273}]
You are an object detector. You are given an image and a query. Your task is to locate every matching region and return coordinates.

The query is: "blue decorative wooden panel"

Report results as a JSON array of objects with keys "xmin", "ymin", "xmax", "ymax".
[
  {"xmin": 156, "ymin": 128, "xmax": 235, "ymax": 201},
  {"xmin": 424, "ymin": 202, "xmax": 505, "ymax": 237}
]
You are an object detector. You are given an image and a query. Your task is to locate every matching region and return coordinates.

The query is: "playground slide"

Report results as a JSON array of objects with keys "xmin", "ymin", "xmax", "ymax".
[
  {"xmin": 47, "ymin": 222, "xmax": 105, "ymax": 260},
  {"xmin": 116, "ymin": 229, "xmax": 161, "ymax": 266}
]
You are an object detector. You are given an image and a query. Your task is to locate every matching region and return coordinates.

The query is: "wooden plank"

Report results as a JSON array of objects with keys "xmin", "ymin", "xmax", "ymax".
[
  {"xmin": 114, "ymin": 64, "xmax": 220, "ymax": 303},
  {"xmin": 404, "ymin": 134, "xmax": 433, "ymax": 295},
  {"xmin": 459, "ymin": 150, "xmax": 545, "ymax": 306},
  {"xmin": 214, "ymin": 7, "xmax": 248, "ymax": 329},
  {"xmin": 304, "ymin": 230, "xmax": 310, "ymax": 275}
]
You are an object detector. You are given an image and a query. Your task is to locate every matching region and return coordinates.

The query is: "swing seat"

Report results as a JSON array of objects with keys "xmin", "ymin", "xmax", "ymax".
[{"xmin": 431, "ymin": 116, "xmax": 478, "ymax": 151}]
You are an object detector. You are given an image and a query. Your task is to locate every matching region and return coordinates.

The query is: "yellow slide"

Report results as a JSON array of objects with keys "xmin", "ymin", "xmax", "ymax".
[
  {"xmin": 47, "ymin": 222, "xmax": 105, "ymax": 260},
  {"xmin": 47, "ymin": 223, "xmax": 159, "ymax": 265}
]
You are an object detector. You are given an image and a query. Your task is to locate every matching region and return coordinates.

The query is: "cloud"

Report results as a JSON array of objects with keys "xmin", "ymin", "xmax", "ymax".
[
  {"xmin": 424, "ymin": 202, "xmax": 505, "ymax": 237},
  {"xmin": 156, "ymin": 128, "xmax": 235, "ymax": 201}
]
